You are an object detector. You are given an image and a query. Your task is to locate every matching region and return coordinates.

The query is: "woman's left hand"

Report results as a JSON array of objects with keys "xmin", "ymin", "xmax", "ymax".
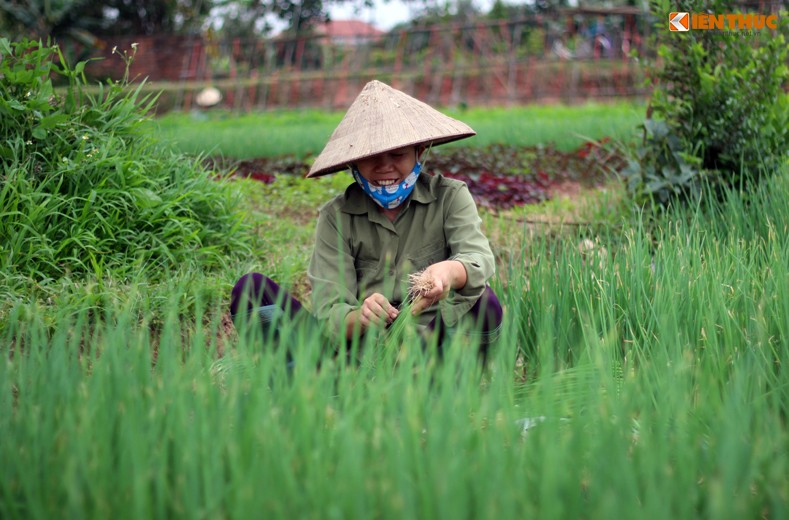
[{"xmin": 410, "ymin": 260, "xmax": 467, "ymax": 316}]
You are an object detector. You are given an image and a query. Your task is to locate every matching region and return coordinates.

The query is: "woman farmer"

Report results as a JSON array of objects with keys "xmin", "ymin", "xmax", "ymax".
[{"xmin": 230, "ymin": 80, "xmax": 502, "ymax": 359}]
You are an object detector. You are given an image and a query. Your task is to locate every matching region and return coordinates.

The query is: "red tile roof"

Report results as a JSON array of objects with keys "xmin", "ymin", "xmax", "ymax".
[{"xmin": 316, "ymin": 20, "xmax": 384, "ymax": 38}]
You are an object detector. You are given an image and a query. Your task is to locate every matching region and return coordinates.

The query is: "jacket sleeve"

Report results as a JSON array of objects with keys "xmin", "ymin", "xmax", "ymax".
[
  {"xmin": 441, "ymin": 183, "xmax": 496, "ymax": 327},
  {"xmin": 307, "ymin": 205, "xmax": 358, "ymax": 341}
]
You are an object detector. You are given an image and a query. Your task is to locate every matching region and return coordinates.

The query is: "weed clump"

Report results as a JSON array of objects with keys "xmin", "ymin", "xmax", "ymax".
[{"xmin": 0, "ymin": 39, "xmax": 250, "ymax": 284}]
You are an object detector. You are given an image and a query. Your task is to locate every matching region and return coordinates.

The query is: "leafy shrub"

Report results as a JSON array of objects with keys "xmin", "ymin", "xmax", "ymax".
[
  {"xmin": 0, "ymin": 39, "xmax": 251, "ymax": 282},
  {"xmin": 623, "ymin": 0, "xmax": 789, "ymax": 205}
]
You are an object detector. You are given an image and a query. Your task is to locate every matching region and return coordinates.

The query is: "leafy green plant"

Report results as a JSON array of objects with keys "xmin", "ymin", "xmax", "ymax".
[
  {"xmin": 624, "ymin": 0, "xmax": 789, "ymax": 205},
  {"xmin": 0, "ymin": 38, "xmax": 251, "ymax": 284},
  {"xmin": 622, "ymin": 119, "xmax": 704, "ymax": 204}
]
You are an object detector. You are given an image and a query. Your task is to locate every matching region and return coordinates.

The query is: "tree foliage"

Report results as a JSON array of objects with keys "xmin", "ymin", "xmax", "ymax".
[
  {"xmin": 88, "ymin": 0, "xmax": 212, "ymax": 35},
  {"xmin": 622, "ymin": 0, "xmax": 789, "ymax": 205},
  {"xmin": 0, "ymin": 0, "xmax": 361, "ymax": 41},
  {"xmin": 0, "ymin": 0, "xmax": 103, "ymax": 46}
]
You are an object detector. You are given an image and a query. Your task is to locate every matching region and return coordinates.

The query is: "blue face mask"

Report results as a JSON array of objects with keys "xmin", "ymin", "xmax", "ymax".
[{"xmin": 352, "ymin": 159, "xmax": 422, "ymax": 210}]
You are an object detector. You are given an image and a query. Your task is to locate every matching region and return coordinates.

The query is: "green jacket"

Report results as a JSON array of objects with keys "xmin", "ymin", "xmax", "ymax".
[{"xmin": 308, "ymin": 173, "xmax": 495, "ymax": 340}]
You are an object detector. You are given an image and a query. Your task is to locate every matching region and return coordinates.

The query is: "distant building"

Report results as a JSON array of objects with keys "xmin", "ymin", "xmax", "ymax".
[{"xmin": 315, "ymin": 20, "xmax": 384, "ymax": 46}]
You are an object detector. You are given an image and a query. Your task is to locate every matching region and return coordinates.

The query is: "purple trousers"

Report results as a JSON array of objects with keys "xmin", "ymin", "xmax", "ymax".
[{"xmin": 230, "ymin": 273, "xmax": 503, "ymax": 358}]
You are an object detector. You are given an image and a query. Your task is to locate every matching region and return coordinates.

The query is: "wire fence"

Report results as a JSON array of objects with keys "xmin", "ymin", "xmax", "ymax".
[{"xmin": 86, "ymin": 7, "xmax": 654, "ymax": 112}]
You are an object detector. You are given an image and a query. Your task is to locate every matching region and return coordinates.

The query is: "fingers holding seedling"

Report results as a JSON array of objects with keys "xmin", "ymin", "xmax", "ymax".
[
  {"xmin": 408, "ymin": 261, "xmax": 465, "ymax": 315},
  {"xmin": 408, "ymin": 269, "xmax": 442, "ymax": 315},
  {"xmin": 408, "ymin": 269, "xmax": 436, "ymax": 299},
  {"xmin": 360, "ymin": 293, "xmax": 398, "ymax": 327}
]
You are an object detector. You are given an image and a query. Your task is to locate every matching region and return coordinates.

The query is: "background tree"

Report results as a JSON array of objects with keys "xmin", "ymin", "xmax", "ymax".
[
  {"xmin": 86, "ymin": 0, "xmax": 212, "ymax": 35},
  {"xmin": 270, "ymin": 0, "xmax": 331, "ymax": 33},
  {"xmin": 207, "ymin": 0, "xmax": 272, "ymax": 38},
  {"xmin": 0, "ymin": 0, "xmax": 103, "ymax": 46}
]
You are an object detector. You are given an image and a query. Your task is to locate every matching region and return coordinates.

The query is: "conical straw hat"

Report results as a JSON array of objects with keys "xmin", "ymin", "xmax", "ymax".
[{"xmin": 307, "ymin": 80, "xmax": 475, "ymax": 178}]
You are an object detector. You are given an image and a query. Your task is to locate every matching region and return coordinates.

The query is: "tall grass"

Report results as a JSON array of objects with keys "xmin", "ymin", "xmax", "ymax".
[
  {"xmin": 152, "ymin": 102, "xmax": 645, "ymax": 159},
  {"xmin": 2, "ymin": 167, "xmax": 787, "ymax": 518},
  {"xmin": 0, "ymin": 39, "xmax": 252, "ymax": 289}
]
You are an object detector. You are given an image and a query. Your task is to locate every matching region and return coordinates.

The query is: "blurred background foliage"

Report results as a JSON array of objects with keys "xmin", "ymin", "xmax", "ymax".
[{"xmin": 0, "ymin": 0, "xmax": 646, "ymax": 43}]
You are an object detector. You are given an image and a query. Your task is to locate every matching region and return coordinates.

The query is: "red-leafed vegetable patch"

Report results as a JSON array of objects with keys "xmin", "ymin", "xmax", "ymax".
[{"xmin": 209, "ymin": 139, "xmax": 626, "ymax": 209}]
